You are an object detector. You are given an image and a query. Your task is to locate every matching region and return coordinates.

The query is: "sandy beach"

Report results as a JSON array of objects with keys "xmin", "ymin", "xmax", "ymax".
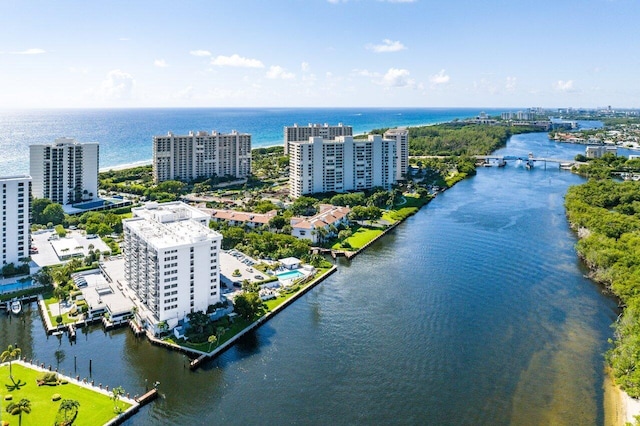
[{"xmin": 604, "ymin": 370, "xmax": 640, "ymax": 425}]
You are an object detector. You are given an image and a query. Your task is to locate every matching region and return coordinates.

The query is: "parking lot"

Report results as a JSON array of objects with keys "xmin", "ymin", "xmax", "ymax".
[{"xmin": 219, "ymin": 250, "xmax": 269, "ymax": 288}]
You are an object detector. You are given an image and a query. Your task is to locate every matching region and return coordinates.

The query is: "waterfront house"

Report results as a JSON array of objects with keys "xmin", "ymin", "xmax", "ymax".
[{"xmin": 290, "ymin": 204, "xmax": 350, "ymax": 244}]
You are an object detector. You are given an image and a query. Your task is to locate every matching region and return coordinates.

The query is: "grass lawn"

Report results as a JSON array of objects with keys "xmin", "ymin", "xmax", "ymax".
[
  {"xmin": 164, "ymin": 267, "xmax": 332, "ymax": 353},
  {"xmin": 0, "ymin": 363, "xmax": 130, "ymax": 426},
  {"xmin": 43, "ymin": 295, "xmax": 76, "ymax": 327},
  {"xmin": 332, "ymin": 227, "xmax": 383, "ymax": 250}
]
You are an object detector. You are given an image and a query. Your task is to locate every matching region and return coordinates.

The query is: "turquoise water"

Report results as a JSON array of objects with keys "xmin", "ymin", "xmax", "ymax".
[
  {"xmin": 276, "ymin": 270, "xmax": 305, "ymax": 280},
  {"xmin": 0, "ymin": 108, "xmax": 492, "ymax": 175}
]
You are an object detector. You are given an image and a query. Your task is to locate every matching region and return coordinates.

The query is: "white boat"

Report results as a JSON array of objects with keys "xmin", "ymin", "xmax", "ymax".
[{"xmin": 10, "ymin": 300, "xmax": 22, "ymax": 315}]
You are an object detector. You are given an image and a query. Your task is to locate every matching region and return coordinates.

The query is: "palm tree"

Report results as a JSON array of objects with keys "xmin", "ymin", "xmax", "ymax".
[
  {"xmin": 58, "ymin": 399, "xmax": 80, "ymax": 423},
  {"xmin": 111, "ymin": 386, "xmax": 125, "ymax": 414},
  {"xmin": 1, "ymin": 344, "xmax": 21, "ymax": 380},
  {"xmin": 207, "ymin": 334, "xmax": 217, "ymax": 352},
  {"xmin": 53, "ymin": 286, "xmax": 69, "ymax": 318},
  {"xmin": 6, "ymin": 398, "xmax": 31, "ymax": 426}
]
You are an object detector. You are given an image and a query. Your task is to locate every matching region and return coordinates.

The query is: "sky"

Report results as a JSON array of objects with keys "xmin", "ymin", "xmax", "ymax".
[{"xmin": 1, "ymin": 0, "xmax": 639, "ymax": 109}]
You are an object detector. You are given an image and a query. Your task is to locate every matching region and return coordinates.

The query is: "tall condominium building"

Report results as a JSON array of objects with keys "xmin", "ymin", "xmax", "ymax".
[
  {"xmin": 30, "ymin": 137, "xmax": 99, "ymax": 205},
  {"xmin": 122, "ymin": 202, "xmax": 222, "ymax": 329},
  {"xmin": 153, "ymin": 130, "xmax": 251, "ymax": 183},
  {"xmin": 284, "ymin": 123, "xmax": 352, "ymax": 155},
  {"xmin": 289, "ymin": 135, "xmax": 396, "ymax": 198},
  {"xmin": 383, "ymin": 128, "xmax": 409, "ymax": 180},
  {"xmin": 1, "ymin": 175, "xmax": 31, "ymax": 266}
]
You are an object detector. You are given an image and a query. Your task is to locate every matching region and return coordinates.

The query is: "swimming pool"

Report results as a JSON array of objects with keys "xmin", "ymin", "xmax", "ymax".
[
  {"xmin": 276, "ymin": 270, "xmax": 305, "ymax": 281},
  {"xmin": 0, "ymin": 279, "xmax": 37, "ymax": 294}
]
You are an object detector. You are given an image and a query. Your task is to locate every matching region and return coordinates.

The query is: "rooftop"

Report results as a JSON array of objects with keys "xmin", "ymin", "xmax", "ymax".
[{"xmin": 126, "ymin": 202, "xmax": 221, "ymax": 248}]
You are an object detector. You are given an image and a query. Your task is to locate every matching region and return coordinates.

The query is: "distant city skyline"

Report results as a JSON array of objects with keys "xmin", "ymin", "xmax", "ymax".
[{"xmin": 1, "ymin": 0, "xmax": 638, "ymax": 109}]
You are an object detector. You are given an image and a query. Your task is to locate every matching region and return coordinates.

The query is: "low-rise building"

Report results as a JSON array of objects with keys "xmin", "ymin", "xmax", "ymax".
[
  {"xmin": 290, "ymin": 204, "xmax": 350, "ymax": 244},
  {"xmin": 585, "ymin": 145, "xmax": 618, "ymax": 159},
  {"xmin": 209, "ymin": 209, "xmax": 278, "ymax": 228}
]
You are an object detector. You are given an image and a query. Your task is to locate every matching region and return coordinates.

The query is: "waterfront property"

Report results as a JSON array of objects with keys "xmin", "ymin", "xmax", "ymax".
[
  {"xmin": 122, "ymin": 202, "xmax": 222, "ymax": 334},
  {"xmin": 585, "ymin": 145, "xmax": 618, "ymax": 159},
  {"xmin": 29, "ymin": 137, "xmax": 99, "ymax": 206},
  {"xmin": 0, "ymin": 361, "xmax": 136, "ymax": 425},
  {"xmin": 283, "ymin": 122, "xmax": 352, "ymax": 155},
  {"xmin": 290, "ymin": 204, "xmax": 351, "ymax": 244},
  {"xmin": 288, "ymin": 134, "xmax": 397, "ymax": 198},
  {"xmin": 383, "ymin": 128, "xmax": 409, "ymax": 180},
  {"xmin": 153, "ymin": 130, "xmax": 252, "ymax": 183},
  {"xmin": 1, "ymin": 175, "xmax": 31, "ymax": 266}
]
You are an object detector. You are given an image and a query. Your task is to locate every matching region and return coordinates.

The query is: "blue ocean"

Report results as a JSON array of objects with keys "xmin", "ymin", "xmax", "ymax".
[{"xmin": 0, "ymin": 107, "xmax": 500, "ymax": 175}]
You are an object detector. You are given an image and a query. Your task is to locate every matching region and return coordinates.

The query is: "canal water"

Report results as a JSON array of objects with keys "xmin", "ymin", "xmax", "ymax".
[{"xmin": 0, "ymin": 131, "xmax": 623, "ymax": 425}]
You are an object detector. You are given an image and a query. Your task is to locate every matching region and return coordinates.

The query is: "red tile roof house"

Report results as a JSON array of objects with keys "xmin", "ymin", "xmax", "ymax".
[
  {"xmin": 210, "ymin": 209, "xmax": 278, "ymax": 228},
  {"xmin": 290, "ymin": 204, "xmax": 351, "ymax": 244}
]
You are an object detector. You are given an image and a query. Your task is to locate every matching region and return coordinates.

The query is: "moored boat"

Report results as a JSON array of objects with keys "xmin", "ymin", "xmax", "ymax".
[{"xmin": 10, "ymin": 300, "xmax": 22, "ymax": 315}]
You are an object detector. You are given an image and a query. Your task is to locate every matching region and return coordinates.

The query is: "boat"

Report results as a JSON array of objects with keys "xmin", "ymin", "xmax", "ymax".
[{"xmin": 10, "ymin": 300, "xmax": 22, "ymax": 315}]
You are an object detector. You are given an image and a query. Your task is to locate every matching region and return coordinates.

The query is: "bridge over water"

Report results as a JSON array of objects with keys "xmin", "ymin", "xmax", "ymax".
[{"xmin": 474, "ymin": 154, "xmax": 585, "ymax": 169}]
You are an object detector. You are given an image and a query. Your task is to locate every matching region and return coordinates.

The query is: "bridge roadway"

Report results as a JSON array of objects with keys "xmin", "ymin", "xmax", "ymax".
[{"xmin": 475, "ymin": 155, "xmax": 584, "ymax": 165}]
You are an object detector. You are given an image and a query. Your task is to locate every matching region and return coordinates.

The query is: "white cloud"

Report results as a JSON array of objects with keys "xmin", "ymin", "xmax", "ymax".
[
  {"xmin": 118, "ymin": 38, "xmax": 130, "ymax": 42},
  {"xmin": 68, "ymin": 67, "xmax": 89, "ymax": 74},
  {"xmin": 301, "ymin": 62, "xmax": 310, "ymax": 72},
  {"xmin": 382, "ymin": 68, "xmax": 414, "ymax": 88},
  {"xmin": 352, "ymin": 68, "xmax": 380, "ymax": 78},
  {"xmin": 505, "ymin": 76, "xmax": 517, "ymax": 92},
  {"xmin": 154, "ymin": 59, "xmax": 169, "ymax": 68},
  {"xmin": 429, "ymin": 69, "xmax": 450, "ymax": 85},
  {"xmin": 98, "ymin": 69, "xmax": 135, "ymax": 100},
  {"xmin": 367, "ymin": 39, "xmax": 407, "ymax": 53},
  {"xmin": 190, "ymin": 50, "xmax": 211, "ymax": 57},
  {"xmin": 554, "ymin": 80, "xmax": 575, "ymax": 92},
  {"xmin": 9, "ymin": 48, "xmax": 46, "ymax": 55},
  {"xmin": 266, "ymin": 65, "xmax": 295, "ymax": 80},
  {"xmin": 384, "ymin": 0, "xmax": 416, "ymax": 2},
  {"xmin": 211, "ymin": 54, "xmax": 264, "ymax": 68}
]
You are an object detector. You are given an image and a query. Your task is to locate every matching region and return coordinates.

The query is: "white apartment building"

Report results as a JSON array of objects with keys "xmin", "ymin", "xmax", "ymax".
[
  {"xmin": 122, "ymin": 202, "xmax": 222, "ymax": 330},
  {"xmin": 1, "ymin": 176, "xmax": 31, "ymax": 266},
  {"xmin": 289, "ymin": 135, "xmax": 397, "ymax": 198},
  {"xmin": 284, "ymin": 123, "xmax": 352, "ymax": 155},
  {"xmin": 384, "ymin": 128, "xmax": 409, "ymax": 180},
  {"xmin": 153, "ymin": 130, "xmax": 251, "ymax": 183},
  {"xmin": 30, "ymin": 137, "xmax": 99, "ymax": 205}
]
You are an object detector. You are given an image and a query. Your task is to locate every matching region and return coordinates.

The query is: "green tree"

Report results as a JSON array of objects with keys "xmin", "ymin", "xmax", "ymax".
[
  {"xmin": 291, "ymin": 196, "xmax": 318, "ymax": 216},
  {"xmin": 1, "ymin": 344, "xmax": 21, "ymax": 381},
  {"xmin": 268, "ymin": 215, "xmax": 287, "ymax": 231},
  {"xmin": 31, "ymin": 198, "xmax": 52, "ymax": 224},
  {"xmin": 42, "ymin": 203, "xmax": 65, "ymax": 225},
  {"xmin": 5, "ymin": 398, "xmax": 31, "ymax": 426},
  {"xmin": 233, "ymin": 292, "xmax": 263, "ymax": 320},
  {"xmin": 187, "ymin": 311, "xmax": 210, "ymax": 334},
  {"xmin": 111, "ymin": 386, "xmax": 125, "ymax": 414},
  {"xmin": 58, "ymin": 399, "xmax": 80, "ymax": 424}
]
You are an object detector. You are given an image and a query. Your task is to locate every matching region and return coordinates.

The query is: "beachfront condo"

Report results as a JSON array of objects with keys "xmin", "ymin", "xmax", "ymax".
[
  {"xmin": 152, "ymin": 130, "xmax": 251, "ymax": 183},
  {"xmin": 30, "ymin": 137, "xmax": 99, "ymax": 205}
]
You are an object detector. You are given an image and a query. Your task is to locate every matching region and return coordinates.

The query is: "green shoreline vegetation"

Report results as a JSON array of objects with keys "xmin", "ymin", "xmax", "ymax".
[
  {"xmin": 0, "ymin": 363, "xmax": 130, "ymax": 426},
  {"xmin": 565, "ymin": 178, "xmax": 640, "ymax": 398}
]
